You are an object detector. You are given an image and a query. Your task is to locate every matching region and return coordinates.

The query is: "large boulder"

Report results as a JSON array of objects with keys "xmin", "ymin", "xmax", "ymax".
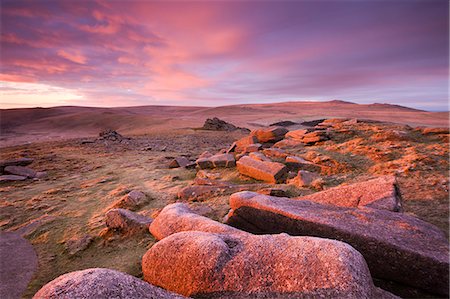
[
  {"xmin": 233, "ymin": 135, "xmax": 259, "ymax": 152},
  {"xmin": 250, "ymin": 126, "xmax": 288, "ymax": 143},
  {"xmin": 149, "ymin": 203, "xmax": 243, "ymax": 240},
  {"xmin": 236, "ymin": 156, "xmax": 287, "ymax": 183},
  {"xmin": 285, "ymin": 155, "xmax": 321, "ymax": 172},
  {"xmin": 0, "ymin": 175, "xmax": 27, "ymax": 182},
  {"xmin": 144, "ymin": 204, "xmax": 396, "ymax": 299},
  {"xmin": 33, "ymin": 268, "xmax": 186, "ymax": 299},
  {"xmin": 226, "ymin": 191, "xmax": 449, "ymax": 296},
  {"xmin": 285, "ymin": 129, "xmax": 310, "ymax": 140},
  {"xmin": 295, "ymin": 176, "xmax": 402, "ymax": 211},
  {"xmin": 105, "ymin": 209, "xmax": 152, "ymax": 235}
]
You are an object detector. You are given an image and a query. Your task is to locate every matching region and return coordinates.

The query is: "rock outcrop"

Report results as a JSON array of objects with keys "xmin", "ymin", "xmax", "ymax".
[
  {"xmin": 33, "ymin": 268, "xmax": 186, "ymax": 299},
  {"xmin": 226, "ymin": 191, "xmax": 449, "ymax": 296},
  {"xmin": 145, "ymin": 203, "xmax": 396, "ymax": 299},
  {"xmin": 296, "ymin": 176, "xmax": 402, "ymax": 211},
  {"xmin": 236, "ymin": 156, "xmax": 287, "ymax": 183},
  {"xmin": 98, "ymin": 129, "xmax": 125, "ymax": 141},
  {"xmin": 201, "ymin": 117, "xmax": 249, "ymax": 132}
]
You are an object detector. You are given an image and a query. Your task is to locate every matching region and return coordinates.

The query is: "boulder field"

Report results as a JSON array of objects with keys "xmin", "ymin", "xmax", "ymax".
[
  {"xmin": 143, "ymin": 203, "xmax": 397, "ymax": 299},
  {"xmin": 225, "ymin": 191, "xmax": 449, "ymax": 296}
]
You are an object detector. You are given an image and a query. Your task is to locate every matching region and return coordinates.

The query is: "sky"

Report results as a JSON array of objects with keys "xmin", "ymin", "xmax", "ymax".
[{"xmin": 1, "ymin": 0, "xmax": 448, "ymax": 111}]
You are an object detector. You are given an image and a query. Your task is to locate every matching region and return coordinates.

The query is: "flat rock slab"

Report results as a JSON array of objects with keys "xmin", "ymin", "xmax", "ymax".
[
  {"xmin": 177, "ymin": 183, "xmax": 269, "ymax": 201},
  {"xmin": 0, "ymin": 232, "xmax": 38, "ymax": 299},
  {"xmin": 33, "ymin": 268, "xmax": 186, "ymax": 299},
  {"xmin": 295, "ymin": 176, "xmax": 402, "ymax": 211},
  {"xmin": 236, "ymin": 156, "xmax": 287, "ymax": 183},
  {"xmin": 226, "ymin": 191, "xmax": 449, "ymax": 296}
]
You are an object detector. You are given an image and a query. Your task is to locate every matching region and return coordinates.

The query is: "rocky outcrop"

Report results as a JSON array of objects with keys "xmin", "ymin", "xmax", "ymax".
[
  {"xmin": 105, "ymin": 209, "xmax": 152, "ymax": 235},
  {"xmin": 296, "ymin": 176, "xmax": 402, "ymax": 211},
  {"xmin": 236, "ymin": 156, "xmax": 287, "ymax": 183},
  {"xmin": 285, "ymin": 129, "xmax": 310, "ymax": 140},
  {"xmin": 269, "ymin": 120, "xmax": 298, "ymax": 127},
  {"xmin": 33, "ymin": 268, "xmax": 186, "ymax": 299},
  {"xmin": 226, "ymin": 191, "xmax": 449, "ymax": 296},
  {"xmin": 98, "ymin": 129, "xmax": 125, "ymax": 141},
  {"xmin": 250, "ymin": 126, "xmax": 288, "ymax": 143},
  {"xmin": 201, "ymin": 117, "xmax": 249, "ymax": 132},
  {"xmin": 145, "ymin": 203, "xmax": 396, "ymax": 299}
]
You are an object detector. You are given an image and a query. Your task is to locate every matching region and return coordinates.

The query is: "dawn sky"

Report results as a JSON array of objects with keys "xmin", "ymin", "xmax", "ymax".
[{"xmin": 1, "ymin": 0, "xmax": 448, "ymax": 111}]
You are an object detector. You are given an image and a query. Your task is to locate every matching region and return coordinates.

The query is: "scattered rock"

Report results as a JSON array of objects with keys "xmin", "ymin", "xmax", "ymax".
[
  {"xmin": 289, "ymin": 170, "xmax": 320, "ymax": 187},
  {"xmin": 80, "ymin": 140, "xmax": 95, "ymax": 144},
  {"xmin": 250, "ymin": 126, "xmax": 288, "ymax": 143},
  {"xmin": 196, "ymin": 153, "xmax": 235, "ymax": 169},
  {"xmin": 226, "ymin": 191, "xmax": 449, "ymax": 296},
  {"xmin": 273, "ymin": 138, "xmax": 304, "ymax": 148},
  {"xmin": 201, "ymin": 117, "xmax": 249, "ymax": 132},
  {"xmin": 248, "ymin": 152, "xmax": 271, "ymax": 162},
  {"xmin": 65, "ymin": 235, "xmax": 93, "ymax": 255},
  {"xmin": 4, "ymin": 165, "xmax": 37, "ymax": 178},
  {"xmin": 145, "ymin": 204, "xmax": 396, "ymax": 299},
  {"xmin": 236, "ymin": 156, "xmax": 287, "ymax": 183},
  {"xmin": 0, "ymin": 232, "xmax": 38, "ymax": 299},
  {"xmin": 196, "ymin": 170, "xmax": 221, "ymax": 180},
  {"xmin": 0, "ymin": 174, "xmax": 27, "ymax": 182},
  {"xmin": 33, "ymin": 268, "xmax": 186, "ymax": 299},
  {"xmin": 284, "ymin": 155, "xmax": 321, "ymax": 172},
  {"xmin": 301, "ymin": 130, "xmax": 329, "ymax": 144},
  {"xmin": 178, "ymin": 183, "xmax": 268, "ymax": 201},
  {"xmin": 98, "ymin": 129, "xmax": 124, "ymax": 141},
  {"xmin": 269, "ymin": 120, "xmax": 298, "ymax": 127},
  {"xmin": 256, "ymin": 188, "xmax": 287, "ymax": 197},
  {"xmin": 296, "ymin": 176, "xmax": 402, "ymax": 211},
  {"xmin": 169, "ymin": 157, "xmax": 190, "ymax": 168},
  {"xmin": 35, "ymin": 171, "xmax": 48, "ymax": 179},
  {"xmin": 243, "ymin": 143, "xmax": 262, "ymax": 152},
  {"xmin": 105, "ymin": 209, "xmax": 152, "ymax": 235},
  {"xmin": 111, "ymin": 190, "xmax": 148, "ymax": 210},
  {"xmin": 262, "ymin": 147, "xmax": 288, "ymax": 158},
  {"xmin": 234, "ymin": 135, "xmax": 259, "ymax": 152},
  {"xmin": 285, "ymin": 129, "xmax": 310, "ymax": 140}
]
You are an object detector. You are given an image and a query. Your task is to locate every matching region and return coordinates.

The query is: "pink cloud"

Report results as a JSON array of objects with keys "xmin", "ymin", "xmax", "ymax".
[{"xmin": 57, "ymin": 50, "xmax": 87, "ymax": 65}]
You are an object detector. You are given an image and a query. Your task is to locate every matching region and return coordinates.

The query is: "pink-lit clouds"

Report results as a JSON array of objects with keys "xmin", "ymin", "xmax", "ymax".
[{"xmin": 1, "ymin": 0, "xmax": 448, "ymax": 110}]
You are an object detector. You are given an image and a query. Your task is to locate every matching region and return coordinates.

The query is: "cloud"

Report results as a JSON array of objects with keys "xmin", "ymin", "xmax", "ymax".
[{"xmin": 57, "ymin": 50, "xmax": 87, "ymax": 64}]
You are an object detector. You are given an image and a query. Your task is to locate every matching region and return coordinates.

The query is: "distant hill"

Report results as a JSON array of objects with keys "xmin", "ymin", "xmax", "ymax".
[{"xmin": 0, "ymin": 100, "xmax": 448, "ymax": 147}]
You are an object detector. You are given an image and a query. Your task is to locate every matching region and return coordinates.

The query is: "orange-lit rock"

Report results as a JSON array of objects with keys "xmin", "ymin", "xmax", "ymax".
[
  {"xmin": 295, "ymin": 176, "xmax": 402, "ymax": 211},
  {"xmin": 250, "ymin": 126, "xmax": 288, "ymax": 143},
  {"xmin": 236, "ymin": 156, "xmax": 287, "ymax": 183},
  {"xmin": 144, "ymin": 204, "xmax": 396, "ymax": 299},
  {"xmin": 226, "ymin": 191, "xmax": 449, "ymax": 296}
]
